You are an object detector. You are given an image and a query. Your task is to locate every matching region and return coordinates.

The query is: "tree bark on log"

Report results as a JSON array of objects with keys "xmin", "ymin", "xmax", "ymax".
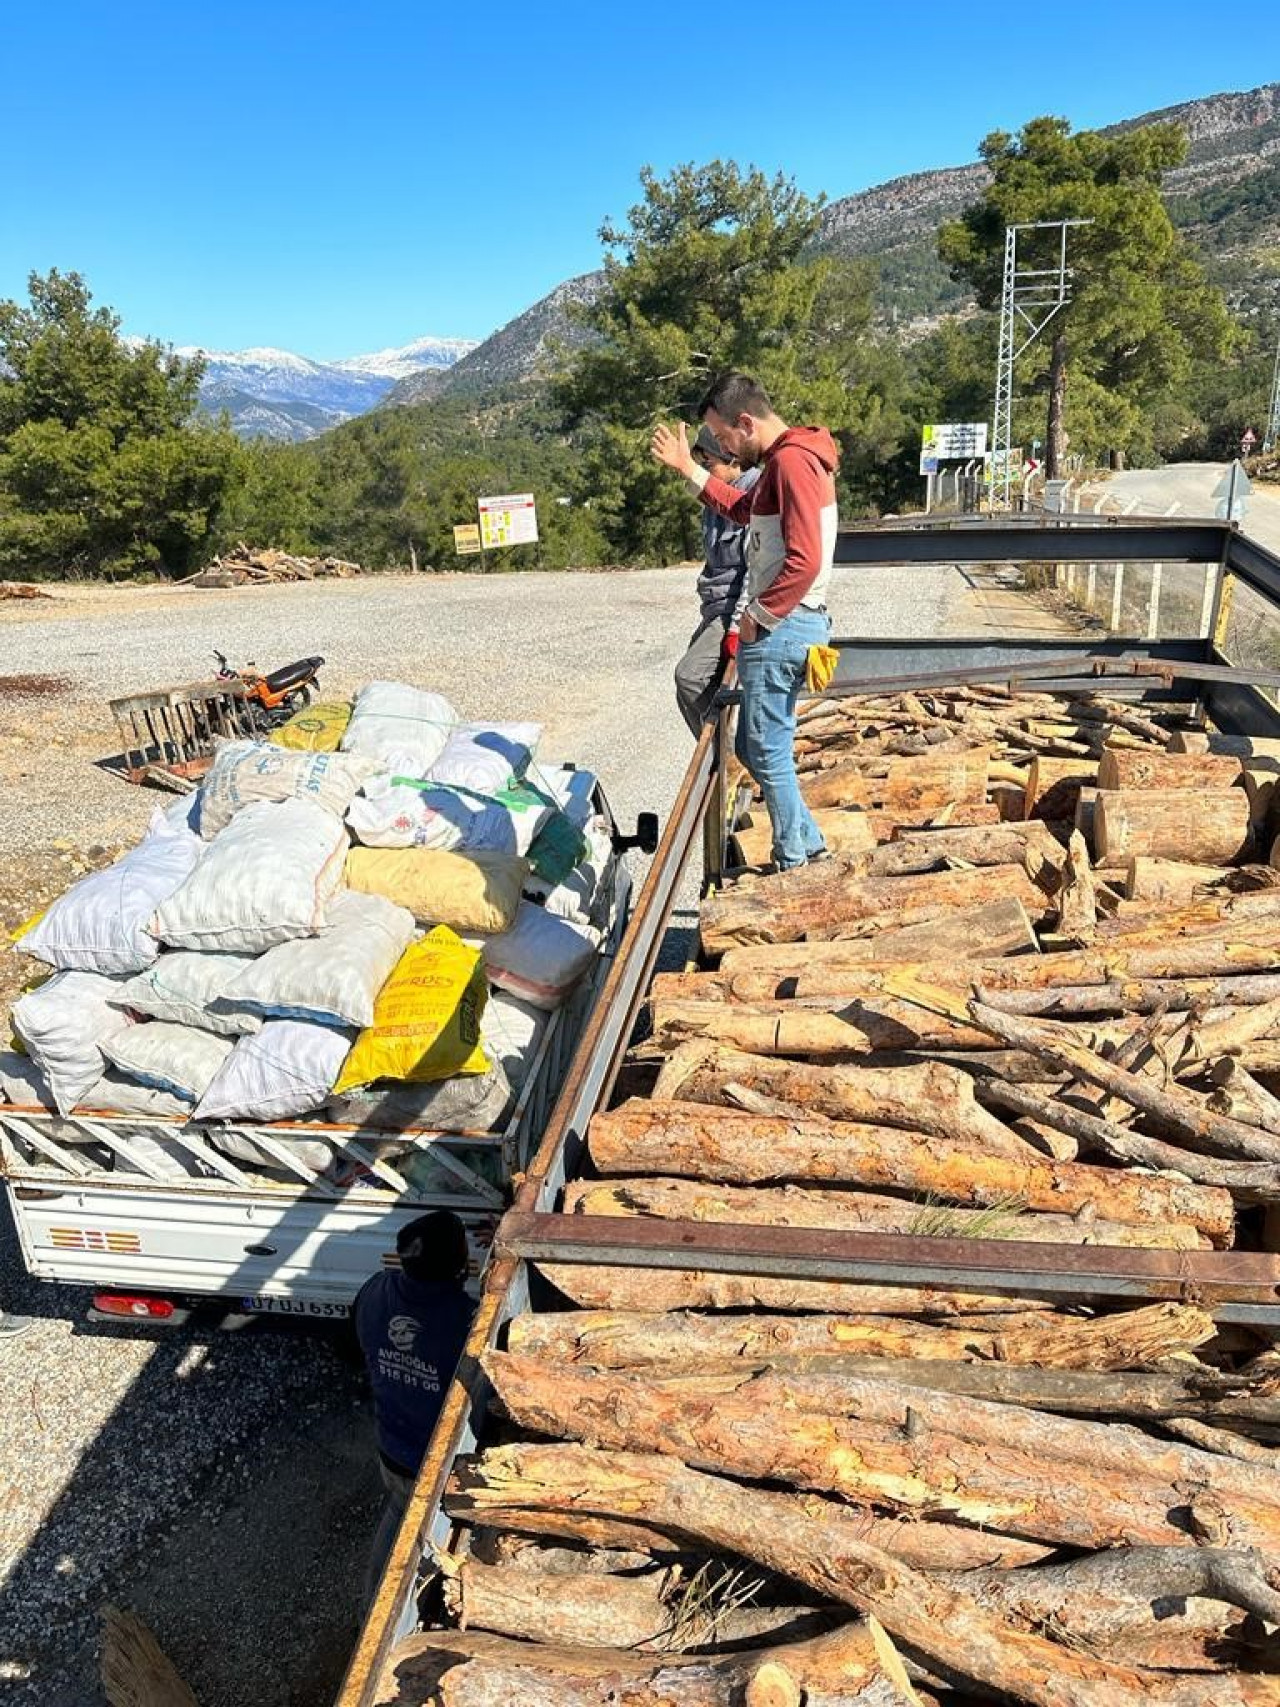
[
  {"xmin": 380, "ymin": 1622, "xmax": 914, "ymax": 1707},
  {"xmin": 1023, "ymin": 756, "xmax": 1098, "ymax": 820},
  {"xmin": 534, "ymin": 1262, "xmax": 1053, "ymax": 1321},
  {"xmin": 977, "ymin": 1077, "xmax": 1280, "ymax": 1201},
  {"xmin": 720, "ymin": 899, "xmax": 1039, "ymax": 992},
  {"xmin": 1096, "ymin": 751, "xmax": 1243, "ymax": 792},
  {"xmin": 1172, "ymin": 733, "xmax": 1280, "ymax": 759},
  {"xmin": 700, "ymin": 863, "xmax": 1050, "ymax": 954},
  {"xmin": 1055, "ymin": 829, "xmax": 1098, "ymax": 944},
  {"xmin": 732, "ymin": 808, "xmax": 881, "ymax": 868},
  {"xmin": 452, "ymin": 1443, "xmax": 1280, "ymax": 1707},
  {"xmin": 561, "ymin": 1174, "xmax": 1208, "ymax": 1249},
  {"xmin": 482, "ymin": 1356, "xmax": 1280, "ymax": 1554},
  {"xmin": 648, "ymin": 1045, "xmax": 1039, "ymax": 1158},
  {"xmin": 932, "ymin": 1546, "xmax": 1280, "ymax": 1674},
  {"xmin": 505, "ymin": 1301, "xmax": 1216, "ymax": 1374},
  {"xmin": 873, "ymin": 823, "xmax": 1066, "ymax": 877},
  {"xmin": 961, "ymin": 997, "xmax": 1280, "ymax": 1165},
  {"xmin": 586, "ymin": 1100, "xmax": 1234, "ymax": 1243},
  {"xmin": 1124, "ymin": 858, "xmax": 1234, "ymax": 903},
  {"xmin": 1095, "ymin": 789, "xmax": 1253, "ymax": 869},
  {"xmin": 1209, "ymin": 1058, "xmax": 1280, "ymax": 1135},
  {"xmin": 442, "ymin": 1559, "xmax": 834, "ymax": 1654}
]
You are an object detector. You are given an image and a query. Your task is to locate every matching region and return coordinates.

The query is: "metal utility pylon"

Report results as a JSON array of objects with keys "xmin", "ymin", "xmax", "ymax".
[
  {"xmin": 1264, "ymin": 326, "xmax": 1280, "ymax": 455},
  {"xmin": 991, "ymin": 219, "xmax": 1091, "ymax": 508}
]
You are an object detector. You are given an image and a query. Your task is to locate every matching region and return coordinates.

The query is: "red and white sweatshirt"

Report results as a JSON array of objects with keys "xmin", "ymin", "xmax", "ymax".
[{"xmin": 688, "ymin": 426, "xmax": 839, "ymax": 630}]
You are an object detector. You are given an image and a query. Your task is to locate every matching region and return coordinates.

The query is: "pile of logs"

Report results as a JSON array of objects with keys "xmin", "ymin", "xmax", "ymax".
[
  {"xmin": 184, "ymin": 544, "xmax": 363, "ymax": 588},
  {"xmin": 371, "ymin": 684, "xmax": 1280, "ymax": 1705}
]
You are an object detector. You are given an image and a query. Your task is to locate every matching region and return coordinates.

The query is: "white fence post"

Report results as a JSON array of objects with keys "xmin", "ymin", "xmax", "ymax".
[
  {"xmin": 1199, "ymin": 566, "xmax": 1219, "ymax": 639},
  {"xmin": 1146, "ymin": 563, "xmax": 1163, "ymax": 641},
  {"xmin": 1110, "ymin": 563, "xmax": 1125, "ymax": 631}
]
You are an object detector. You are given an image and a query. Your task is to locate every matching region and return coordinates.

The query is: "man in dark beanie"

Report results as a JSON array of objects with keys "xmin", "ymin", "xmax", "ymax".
[{"xmin": 355, "ymin": 1209, "xmax": 476, "ymax": 1598}]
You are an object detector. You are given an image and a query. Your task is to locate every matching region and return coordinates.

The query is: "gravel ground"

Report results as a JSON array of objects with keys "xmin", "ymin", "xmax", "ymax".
[{"xmin": 0, "ymin": 560, "xmax": 1066, "ymax": 1706}]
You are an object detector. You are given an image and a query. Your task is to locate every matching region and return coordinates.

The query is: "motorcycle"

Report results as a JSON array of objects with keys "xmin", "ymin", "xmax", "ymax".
[{"xmin": 212, "ymin": 650, "xmax": 325, "ymax": 730}]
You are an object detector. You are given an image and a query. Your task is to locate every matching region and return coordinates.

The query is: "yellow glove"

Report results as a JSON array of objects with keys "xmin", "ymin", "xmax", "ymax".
[{"xmin": 806, "ymin": 644, "xmax": 839, "ymax": 693}]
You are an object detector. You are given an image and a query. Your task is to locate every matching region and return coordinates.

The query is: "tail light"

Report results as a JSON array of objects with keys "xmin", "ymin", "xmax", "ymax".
[{"xmin": 92, "ymin": 1293, "xmax": 175, "ymax": 1320}]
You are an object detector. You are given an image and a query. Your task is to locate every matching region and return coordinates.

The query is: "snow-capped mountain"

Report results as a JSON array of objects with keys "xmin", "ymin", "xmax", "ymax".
[
  {"xmin": 174, "ymin": 335, "xmax": 480, "ymax": 442},
  {"xmin": 333, "ymin": 335, "xmax": 479, "ymax": 381}
]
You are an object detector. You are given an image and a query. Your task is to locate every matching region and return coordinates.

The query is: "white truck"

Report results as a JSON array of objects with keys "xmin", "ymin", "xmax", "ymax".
[{"xmin": 0, "ymin": 777, "xmax": 641, "ymax": 1327}]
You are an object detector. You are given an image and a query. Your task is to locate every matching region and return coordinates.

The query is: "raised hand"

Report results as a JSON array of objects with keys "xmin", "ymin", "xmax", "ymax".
[{"xmin": 650, "ymin": 420, "xmax": 695, "ymax": 477}]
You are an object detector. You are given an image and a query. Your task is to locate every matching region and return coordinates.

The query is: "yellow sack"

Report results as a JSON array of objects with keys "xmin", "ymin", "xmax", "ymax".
[
  {"xmin": 270, "ymin": 700, "xmax": 353, "ymax": 753},
  {"xmin": 334, "ymin": 927, "xmax": 489, "ymax": 1092},
  {"xmin": 806, "ymin": 644, "xmax": 839, "ymax": 694},
  {"xmin": 345, "ymin": 847, "xmax": 527, "ymax": 935}
]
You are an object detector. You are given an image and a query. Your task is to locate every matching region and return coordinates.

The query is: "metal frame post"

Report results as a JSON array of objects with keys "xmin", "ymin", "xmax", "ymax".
[{"xmin": 1264, "ymin": 327, "xmax": 1280, "ymax": 455}]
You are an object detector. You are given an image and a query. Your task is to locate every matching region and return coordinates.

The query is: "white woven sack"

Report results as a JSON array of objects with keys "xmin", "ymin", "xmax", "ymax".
[
  {"xmin": 427, "ymin": 722, "xmax": 542, "ymax": 794},
  {"xmin": 214, "ymin": 892, "xmax": 414, "ymax": 1030},
  {"xmin": 116, "ymin": 950, "xmax": 262, "ymax": 1037},
  {"xmin": 102, "ymin": 1021, "xmax": 234, "ymax": 1104},
  {"xmin": 12, "ymin": 971, "xmax": 136, "ymax": 1115},
  {"xmin": 340, "ymin": 681, "xmax": 458, "ymax": 778},
  {"xmin": 539, "ymin": 765, "xmax": 600, "ymax": 830},
  {"xmin": 524, "ymin": 821, "xmax": 615, "ymax": 927},
  {"xmin": 197, "ymin": 739, "xmax": 381, "ymax": 838},
  {"xmin": 481, "ymin": 902, "xmax": 601, "ymax": 1011},
  {"xmin": 194, "ymin": 1019, "xmax": 354, "ymax": 1124},
  {"xmin": 0, "ymin": 1050, "xmax": 191, "ymax": 1120},
  {"xmin": 346, "ymin": 775, "xmax": 532, "ymax": 854},
  {"xmin": 150, "ymin": 799, "xmax": 347, "ymax": 953},
  {"xmin": 480, "ymin": 990, "xmax": 550, "ymax": 1089},
  {"xmin": 18, "ymin": 807, "xmax": 203, "ymax": 976}
]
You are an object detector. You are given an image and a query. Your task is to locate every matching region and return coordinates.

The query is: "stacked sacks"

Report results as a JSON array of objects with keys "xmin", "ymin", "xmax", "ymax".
[{"xmin": 5, "ymin": 682, "xmax": 618, "ymax": 1152}]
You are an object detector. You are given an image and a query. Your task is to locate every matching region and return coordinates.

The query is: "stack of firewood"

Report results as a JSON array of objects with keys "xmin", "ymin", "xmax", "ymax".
[
  {"xmin": 371, "ymin": 686, "xmax": 1280, "ymax": 1705},
  {"xmin": 184, "ymin": 543, "xmax": 363, "ymax": 587}
]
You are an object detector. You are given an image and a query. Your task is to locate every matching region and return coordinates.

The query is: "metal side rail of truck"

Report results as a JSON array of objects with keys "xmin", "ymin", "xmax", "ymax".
[
  {"xmin": 333, "ymin": 514, "xmax": 1280, "ymax": 1707},
  {"xmin": 0, "ymin": 780, "xmax": 655, "ymax": 1325}
]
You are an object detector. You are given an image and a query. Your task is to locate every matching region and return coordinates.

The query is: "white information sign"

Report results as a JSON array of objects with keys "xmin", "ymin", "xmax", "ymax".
[
  {"xmin": 478, "ymin": 492, "xmax": 539, "ymax": 549},
  {"xmin": 922, "ymin": 422, "xmax": 989, "ymax": 460}
]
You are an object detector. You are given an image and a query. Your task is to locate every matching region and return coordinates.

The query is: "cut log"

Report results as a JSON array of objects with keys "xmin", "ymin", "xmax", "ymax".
[
  {"xmin": 443, "ymin": 1559, "xmax": 835, "ymax": 1654},
  {"xmin": 505, "ymin": 1301, "xmax": 1216, "ymax": 1374},
  {"xmin": 1163, "ymin": 1417, "xmax": 1280, "ymax": 1465},
  {"xmin": 873, "ymin": 822, "xmax": 1065, "ymax": 876},
  {"xmin": 1095, "ymin": 788, "xmax": 1252, "ymax": 869},
  {"xmin": 535, "ymin": 1262, "xmax": 1053, "ymax": 1320},
  {"xmin": 875, "ymin": 749, "xmax": 992, "ymax": 814},
  {"xmin": 561, "ymin": 1175, "xmax": 1208, "ymax": 1249},
  {"xmin": 700, "ymin": 862, "xmax": 1050, "ymax": 954},
  {"xmin": 977, "ymin": 1077, "xmax": 1280, "ymax": 1201},
  {"xmin": 1055, "ymin": 828, "xmax": 1098, "ymax": 944},
  {"xmin": 719, "ymin": 899, "xmax": 1039, "ymax": 991},
  {"xmin": 1209, "ymin": 1058, "xmax": 1280, "ymax": 1135},
  {"xmin": 1172, "ymin": 732, "xmax": 1280, "ymax": 759},
  {"xmin": 586, "ymin": 1100, "xmax": 1234, "ymax": 1243},
  {"xmin": 1096, "ymin": 750, "xmax": 1243, "ymax": 792},
  {"xmin": 453, "ymin": 1444, "xmax": 1279, "ymax": 1707},
  {"xmin": 1075, "ymin": 785, "xmax": 1099, "ymax": 845},
  {"xmin": 798, "ymin": 762, "xmax": 876, "ymax": 810},
  {"xmin": 650, "ymin": 1045, "xmax": 1040, "ymax": 1158},
  {"xmin": 732, "ymin": 808, "xmax": 879, "ymax": 868},
  {"xmin": 482, "ymin": 1356, "xmax": 1280, "ymax": 1553},
  {"xmin": 1023, "ymin": 756, "xmax": 1098, "ymax": 820},
  {"xmin": 960, "ymin": 999, "xmax": 1280, "ymax": 1166},
  {"xmin": 1125, "ymin": 857, "xmax": 1234, "ymax": 903},
  {"xmin": 380, "ymin": 1623, "xmax": 910, "ymax": 1707},
  {"xmin": 933, "ymin": 1546, "xmax": 1280, "ymax": 1674}
]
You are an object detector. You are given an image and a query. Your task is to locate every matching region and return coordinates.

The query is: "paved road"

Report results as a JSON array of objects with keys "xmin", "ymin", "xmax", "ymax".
[{"xmin": 1084, "ymin": 462, "xmax": 1280, "ymax": 555}]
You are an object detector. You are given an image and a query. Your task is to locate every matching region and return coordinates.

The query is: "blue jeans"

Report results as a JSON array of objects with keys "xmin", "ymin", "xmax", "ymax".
[{"xmin": 735, "ymin": 607, "xmax": 831, "ymax": 869}]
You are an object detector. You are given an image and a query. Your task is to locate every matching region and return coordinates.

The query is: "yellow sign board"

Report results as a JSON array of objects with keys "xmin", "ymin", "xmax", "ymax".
[{"xmin": 453, "ymin": 523, "xmax": 482, "ymax": 556}]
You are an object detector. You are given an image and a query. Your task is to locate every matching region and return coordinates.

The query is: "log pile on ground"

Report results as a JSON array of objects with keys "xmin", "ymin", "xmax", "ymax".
[
  {"xmin": 371, "ymin": 682, "xmax": 1280, "ymax": 1706},
  {"xmin": 185, "ymin": 543, "xmax": 363, "ymax": 588},
  {"xmin": 0, "ymin": 581, "xmax": 53, "ymax": 599}
]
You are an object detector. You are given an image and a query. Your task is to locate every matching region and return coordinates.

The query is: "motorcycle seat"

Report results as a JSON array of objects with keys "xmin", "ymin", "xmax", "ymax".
[{"xmin": 264, "ymin": 656, "xmax": 324, "ymax": 693}]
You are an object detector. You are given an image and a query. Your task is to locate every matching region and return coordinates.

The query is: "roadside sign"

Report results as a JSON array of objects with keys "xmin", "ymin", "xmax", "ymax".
[
  {"xmin": 453, "ymin": 523, "xmax": 482, "ymax": 556},
  {"xmin": 919, "ymin": 455, "xmax": 939, "ymax": 476},
  {"xmin": 1242, "ymin": 428, "xmax": 1257, "ymax": 449},
  {"xmin": 478, "ymin": 492, "xmax": 539, "ymax": 549},
  {"xmin": 1213, "ymin": 460, "xmax": 1252, "ymax": 523},
  {"xmin": 922, "ymin": 422, "xmax": 988, "ymax": 460}
]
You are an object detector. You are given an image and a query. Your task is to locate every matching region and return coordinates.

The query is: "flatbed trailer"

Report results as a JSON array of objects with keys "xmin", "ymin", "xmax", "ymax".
[{"xmin": 336, "ymin": 513, "xmax": 1280, "ymax": 1706}]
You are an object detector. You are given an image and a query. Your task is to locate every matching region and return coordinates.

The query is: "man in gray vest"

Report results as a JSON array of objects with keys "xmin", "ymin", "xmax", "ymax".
[{"xmin": 672, "ymin": 424, "xmax": 760, "ymax": 735}]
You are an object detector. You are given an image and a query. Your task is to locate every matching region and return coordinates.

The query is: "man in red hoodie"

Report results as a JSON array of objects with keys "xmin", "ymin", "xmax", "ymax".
[{"xmin": 652, "ymin": 372, "xmax": 838, "ymax": 868}]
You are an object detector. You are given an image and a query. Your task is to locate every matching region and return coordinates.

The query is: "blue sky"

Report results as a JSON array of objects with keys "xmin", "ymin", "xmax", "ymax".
[{"xmin": 4, "ymin": 2, "xmax": 1273, "ymax": 359}]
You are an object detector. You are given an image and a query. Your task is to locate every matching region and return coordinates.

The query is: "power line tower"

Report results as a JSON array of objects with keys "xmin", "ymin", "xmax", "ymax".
[
  {"xmin": 991, "ymin": 219, "xmax": 1091, "ymax": 508},
  {"xmin": 1264, "ymin": 326, "xmax": 1280, "ymax": 455}
]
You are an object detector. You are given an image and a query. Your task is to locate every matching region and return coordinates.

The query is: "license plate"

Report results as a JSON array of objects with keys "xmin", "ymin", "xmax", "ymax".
[{"xmin": 240, "ymin": 1295, "xmax": 348, "ymax": 1318}]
